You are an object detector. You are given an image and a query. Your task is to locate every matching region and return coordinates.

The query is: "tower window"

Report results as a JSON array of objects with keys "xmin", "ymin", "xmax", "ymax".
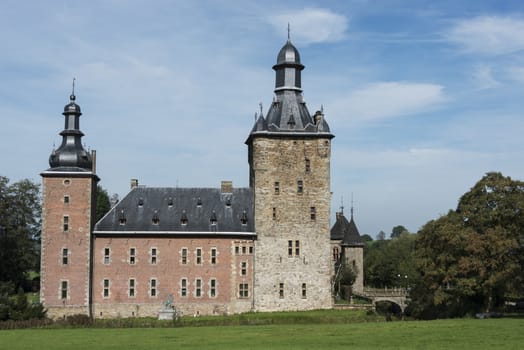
[
  {"xmin": 305, "ymin": 159, "xmax": 310, "ymax": 173},
  {"xmin": 181, "ymin": 248, "xmax": 188, "ymax": 264},
  {"xmin": 241, "ymin": 261, "xmax": 247, "ymax": 276},
  {"xmin": 63, "ymin": 195, "xmax": 70, "ymax": 204},
  {"xmin": 239, "ymin": 283, "xmax": 249, "ymax": 298},
  {"xmin": 103, "ymin": 279, "xmax": 110, "ymax": 298},
  {"xmin": 274, "ymin": 181, "xmax": 280, "ymax": 194},
  {"xmin": 151, "ymin": 248, "xmax": 157, "ymax": 265},
  {"xmin": 63, "ymin": 216, "xmax": 69, "ymax": 232},
  {"xmin": 310, "ymin": 207, "xmax": 316, "ymax": 220},
  {"xmin": 297, "ymin": 180, "xmax": 303, "ymax": 194},
  {"xmin": 129, "ymin": 279, "xmax": 136, "ymax": 297},
  {"xmin": 104, "ymin": 248, "xmax": 110, "ymax": 264},
  {"xmin": 279, "ymin": 283, "xmax": 284, "ymax": 299},
  {"xmin": 195, "ymin": 279, "xmax": 202, "ymax": 297},
  {"xmin": 302, "ymin": 283, "xmax": 307, "ymax": 299},
  {"xmin": 181, "ymin": 278, "xmax": 187, "ymax": 297},
  {"xmin": 150, "ymin": 278, "xmax": 157, "ymax": 297},
  {"xmin": 211, "ymin": 248, "xmax": 217, "ymax": 265},
  {"xmin": 288, "ymin": 240, "xmax": 293, "ymax": 257},
  {"xmin": 272, "ymin": 207, "xmax": 276, "ymax": 220},
  {"xmin": 295, "ymin": 240, "xmax": 300, "ymax": 256},
  {"xmin": 62, "ymin": 248, "xmax": 68, "ymax": 265},
  {"xmin": 129, "ymin": 248, "xmax": 136, "ymax": 265},
  {"xmin": 333, "ymin": 247, "xmax": 339, "ymax": 261},
  {"xmin": 210, "ymin": 279, "xmax": 217, "ymax": 297},
  {"xmin": 61, "ymin": 281, "xmax": 68, "ymax": 299}
]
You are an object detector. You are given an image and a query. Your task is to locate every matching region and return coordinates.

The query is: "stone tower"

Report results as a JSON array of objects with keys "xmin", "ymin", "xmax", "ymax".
[
  {"xmin": 40, "ymin": 91, "xmax": 98, "ymax": 318},
  {"xmin": 246, "ymin": 39, "xmax": 334, "ymax": 311}
]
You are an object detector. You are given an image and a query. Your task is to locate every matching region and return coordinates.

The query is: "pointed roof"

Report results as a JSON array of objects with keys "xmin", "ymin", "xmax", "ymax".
[{"xmin": 330, "ymin": 211, "xmax": 364, "ymax": 247}]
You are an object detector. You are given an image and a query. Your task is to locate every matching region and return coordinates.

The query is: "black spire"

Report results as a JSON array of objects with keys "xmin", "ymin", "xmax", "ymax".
[{"xmin": 48, "ymin": 82, "xmax": 93, "ymax": 171}]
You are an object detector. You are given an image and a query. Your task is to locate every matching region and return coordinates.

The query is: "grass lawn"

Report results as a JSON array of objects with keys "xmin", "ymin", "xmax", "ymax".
[{"xmin": 1, "ymin": 317, "xmax": 523, "ymax": 350}]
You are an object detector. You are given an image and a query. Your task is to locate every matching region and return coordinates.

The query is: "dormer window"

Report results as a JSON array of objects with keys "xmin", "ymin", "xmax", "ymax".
[
  {"xmin": 167, "ymin": 197, "xmax": 174, "ymax": 207},
  {"xmin": 196, "ymin": 197, "xmax": 202, "ymax": 207},
  {"xmin": 152, "ymin": 211, "xmax": 160, "ymax": 225},
  {"xmin": 180, "ymin": 210, "xmax": 188, "ymax": 225},
  {"xmin": 225, "ymin": 197, "xmax": 232, "ymax": 207},
  {"xmin": 138, "ymin": 198, "xmax": 144, "ymax": 207},
  {"xmin": 210, "ymin": 211, "xmax": 217, "ymax": 225},
  {"xmin": 240, "ymin": 210, "xmax": 248, "ymax": 225},
  {"xmin": 119, "ymin": 210, "xmax": 127, "ymax": 225}
]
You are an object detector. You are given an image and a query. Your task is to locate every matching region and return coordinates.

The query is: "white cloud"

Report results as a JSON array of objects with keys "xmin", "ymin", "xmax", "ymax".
[
  {"xmin": 471, "ymin": 64, "xmax": 500, "ymax": 89},
  {"xmin": 507, "ymin": 65, "xmax": 524, "ymax": 82},
  {"xmin": 446, "ymin": 16, "xmax": 524, "ymax": 55},
  {"xmin": 268, "ymin": 8, "xmax": 348, "ymax": 44},
  {"xmin": 328, "ymin": 82, "xmax": 445, "ymax": 123}
]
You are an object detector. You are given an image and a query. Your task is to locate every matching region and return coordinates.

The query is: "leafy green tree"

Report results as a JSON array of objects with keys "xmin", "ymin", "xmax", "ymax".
[
  {"xmin": 96, "ymin": 185, "xmax": 111, "ymax": 222},
  {"xmin": 390, "ymin": 225, "xmax": 408, "ymax": 239},
  {"xmin": 361, "ymin": 234, "xmax": 373, "ymax": 242},
  {"xmin": 0, "ymin": 176, "xmax": 41, "ymax": 289},
  {"xmin": 335, "ymin": 262, "xmax": 357, "ymax": 301},
  {"xmin": 411, "ymin": 172, "xmax": 524, "ymax": 319}
]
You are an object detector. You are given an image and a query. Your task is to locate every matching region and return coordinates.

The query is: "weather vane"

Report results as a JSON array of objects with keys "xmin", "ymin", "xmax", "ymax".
[
  {"xmin": 287, "ymin": 23, "xmax": 290, "ymax": 40},
  {"xmin": 72, "ymin": 77, "xmax": 76, "ymax": 95}
]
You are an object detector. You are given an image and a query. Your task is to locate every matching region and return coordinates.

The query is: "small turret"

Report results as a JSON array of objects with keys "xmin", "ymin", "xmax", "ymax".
[{"xmin": 48, "ymin": 85, "xmax": 93, "ymax": 172}]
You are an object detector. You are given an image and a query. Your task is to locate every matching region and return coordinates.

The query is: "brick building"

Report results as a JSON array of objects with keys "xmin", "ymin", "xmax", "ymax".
[{"xmin": 40, "ymin": 38, "xmax": 363, "ymax": 318}]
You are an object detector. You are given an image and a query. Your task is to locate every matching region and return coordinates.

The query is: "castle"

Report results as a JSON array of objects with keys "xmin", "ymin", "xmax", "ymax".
[{"xmin": 40, "ymin": 38, "xmax": 363, "ymax": 318}]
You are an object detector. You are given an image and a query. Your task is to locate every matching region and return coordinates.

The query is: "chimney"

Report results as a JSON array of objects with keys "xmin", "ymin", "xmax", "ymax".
[
  {"xmin": 130, "ymin": 179, "xmax": 138, "ymax": 189},
  {"xmin": 91, "ymin": 150, "xmax": 97, "ymax": 173},
  {"xmin": 221, "ymin": 181, "xmax": 233, "ymax": 194}
]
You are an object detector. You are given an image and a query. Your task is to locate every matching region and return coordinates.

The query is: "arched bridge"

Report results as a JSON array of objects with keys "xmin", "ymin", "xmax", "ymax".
[{"xmin": 355, "ymin": 288, "xmax": 410, "ymax": 313}]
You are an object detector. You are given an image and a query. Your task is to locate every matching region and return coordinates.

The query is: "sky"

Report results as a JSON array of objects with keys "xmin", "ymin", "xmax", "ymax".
[{"xmin": 1, "ymin": 0, "xmax": 523, "ymax": 237}]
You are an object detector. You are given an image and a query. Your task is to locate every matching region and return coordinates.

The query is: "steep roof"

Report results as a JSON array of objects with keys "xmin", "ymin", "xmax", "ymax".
[
  {"xmin": 94, "ymin": 186, "xmax": 254, "ymax": 235},
  {"xmin": 330, "ymin": 212, "xmax": 364, "ymax": 246}
]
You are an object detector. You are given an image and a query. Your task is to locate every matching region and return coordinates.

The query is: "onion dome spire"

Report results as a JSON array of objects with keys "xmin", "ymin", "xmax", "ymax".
[{"xmin": 48, "ymin": 80, "xmax": 93, "ymax": 171}]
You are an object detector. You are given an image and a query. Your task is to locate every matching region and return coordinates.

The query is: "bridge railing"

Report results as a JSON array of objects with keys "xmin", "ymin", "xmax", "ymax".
[{"xmin": 361, "ymin": 287, "xmax": 409, "ymax": 297}]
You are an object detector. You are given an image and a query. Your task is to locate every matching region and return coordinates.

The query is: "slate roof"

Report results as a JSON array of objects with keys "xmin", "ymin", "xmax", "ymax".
[
  {"xmin": 94, "ymin": 186, "xmax": 254, "ymax": 235},
  {"xmin": 330, "ymin": 212, "xmax": 363, "ymax": 246}
]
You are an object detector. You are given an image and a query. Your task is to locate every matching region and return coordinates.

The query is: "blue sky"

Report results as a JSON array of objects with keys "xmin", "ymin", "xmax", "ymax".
[{"xmin": 1, "ymin": 0, "xmax": 523, "ymax": 236}]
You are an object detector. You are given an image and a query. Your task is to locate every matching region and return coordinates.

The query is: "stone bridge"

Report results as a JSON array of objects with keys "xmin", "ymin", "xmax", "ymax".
[{"xmin": 355, "ymin": 287, "xmax": 410, "ymax": 313}]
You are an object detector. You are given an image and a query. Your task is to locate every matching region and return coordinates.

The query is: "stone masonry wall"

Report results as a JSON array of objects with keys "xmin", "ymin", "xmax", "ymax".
[{"xmin": 251, "ymin": 137, "xmax": 333, "ymax": 311}]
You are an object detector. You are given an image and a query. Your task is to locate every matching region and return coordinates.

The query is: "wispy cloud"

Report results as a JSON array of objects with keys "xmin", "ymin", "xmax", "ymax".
[
  {"xmin": 446, "ymin": 16, "xmax": 524, "ymax": 55},
  {"xmin": 267, "ymin": 8, "xmax": 348, "ymax": 44},
  {"xmin": 328, "ymin": 82, "xmax": 445, "ymax": 124},
  {"xmin": 471, "ymin": 64, "xmax": 500, "ymax": 89},
  {"xmin": 507, "ymin": 65, "xmax": 524, "ymax": 82}
]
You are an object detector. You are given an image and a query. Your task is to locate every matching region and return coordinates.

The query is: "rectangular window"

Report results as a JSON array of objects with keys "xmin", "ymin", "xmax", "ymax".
[
  {"xmin": 129, "ymin": 248, "xmax": 136, "ymax": 265},
  {"xmin": 302, "ymin": 283, "xmax": 307, "ymax": 299},
  {"xmin": 61, "ymin": 281, "xmax": 68, "ymax": 299},
  {"xmin": 274, "ymin": 181, "xmax": 280, "ymax": 194},
  {"xmin": 103, "ymin": 279, "xmax": 110, "ymax": 298},
  {"xmin": 64, "ymin": 195, "xmax": 70, "ymax": 204},
  {"xmin": 129, "ymin": 279, "xmax": 135, "ymax": 297},
  {"xmin": 181, "ymin": 248, "xmax": 187, "ymax": 264},
  {"xmin": 239, "ymin": 283, "xmax": 249, "ymax": 298},
  {"xmin": 210, "ymin": 279, "xmax": 216, "ymax": 297},
  {"xmin": 295, "ymin": 240, "xmax": 300, "ymax": 256},
  {"xmin": 310, "ymin": 207, "xmax": 316, "ymax": 220},
  {"xmin": 279, "ymin": 283, "xmax": 284, "ymax": 299},
  {"xmin": 249, "ymin": 246, "xmax": 253, "ymax": 254},
  {"xmin": 150, "ymin": 278, "xmax": 157, "ymax": 297},
  {"xmin": 288, "ymin": 240, "xmax": 293, "ymax": 257},
  {"xmin": 235, "ymin": 246, "xmax": 239, "ymax": 255},
  {"xmin": 62, "ymin": 248, "xmax": 68, "ymax": 265},
  {"xmin": 195, "ymin": 279, "xmax": 202, "ymax": 297},
  {"xmin": 63, "ymin": 216, "xmax": 69, "ymax": 232},
  {"xmin": 151, "ymin": 248, "xmax": 157, "ymax": 265},
  {"xmin": 181, "ymin": 278, "xmax": 187, "ymax": 297},
  {"xmin": 297, "ymin": 180, "xmax": 303, "ymax": 194},
  {"xmin": 104, "ymin": 248, "xmax": 110, "ymax": 265},
  {"xmin": 196, "ymin": 248, "xmax": 202, "ymax": 265},
  {"xmin": 272, "ymin": 207, "xmax": 276, "ymax": 220},
  {"xmin": 211, "ymin": 248, "xmax": 217, "ymax": 265},
  {"xmin": 242, "ymin": 246, "xmax": 246, "ymax": 254},
  {"xmin": 241, "ymin": 261, "xmax": 247, "ymax": 276},
  {"xmin": 305, "ymin": 159, "xmax": 310, "ymax": 173}
]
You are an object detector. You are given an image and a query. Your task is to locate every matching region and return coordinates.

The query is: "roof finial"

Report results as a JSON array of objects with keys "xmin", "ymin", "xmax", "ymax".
[
  {"xmin": 320, "ymin": 104, "xmax": 324, "ymax": 114},
  {"xmin": 259, "ymin": 102, "xmax": 263, "ymax": 116},
  {"xmin": 287, "ymin": 23, "xmax": 290, "ymax": 41},
  {"xmin": 340, "ymin": 196, "xmax": 344, "ymax": 214},
  {"xmin": 70, "ymin": 77, "xmax": 76, "ymax": 101}
]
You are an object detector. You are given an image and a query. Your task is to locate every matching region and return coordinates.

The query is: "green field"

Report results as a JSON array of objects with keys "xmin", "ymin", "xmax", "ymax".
[{"xmin": 1, "ymin": 317, "xmax": 523, "ymax": 350}]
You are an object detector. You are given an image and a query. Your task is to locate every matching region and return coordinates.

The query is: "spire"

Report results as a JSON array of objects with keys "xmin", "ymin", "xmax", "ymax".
[
  {"xmin": 350, "ymin": 193, "xmax": 354, "ymax": 220},
  {"xmin": 48, "ymin": 83, "xmax": 93, "ymax": 172},
  {"xmin": 287, "ymin": 22, "xmax": 290, "ymax": 41}
]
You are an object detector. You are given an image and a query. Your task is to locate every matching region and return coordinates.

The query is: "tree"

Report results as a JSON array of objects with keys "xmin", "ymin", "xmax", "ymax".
[
  {"xmin": 361, "ymin": 234, "xmax": 373, "ymax": 243},
  {"xmin": 376, "ymin": 230, "xmax": 386, "ymax": 240},
  {"xmin": 96, "ymin": 185, "xmax": 111, "ymax": 222},
  {"xmin": 0, "ymin": 176, "xmax": 41, "ymax": 289},
  {"xmin": 335, "ymin": 262, "xmax": 357, "ymax": 301},
  {"xmin": 390, "ymin": 225, "xmax": 408, "ymax": 239},
  {"xmin": 411, "ymin": 172, "xmax": 524, "ymax": 319}
]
